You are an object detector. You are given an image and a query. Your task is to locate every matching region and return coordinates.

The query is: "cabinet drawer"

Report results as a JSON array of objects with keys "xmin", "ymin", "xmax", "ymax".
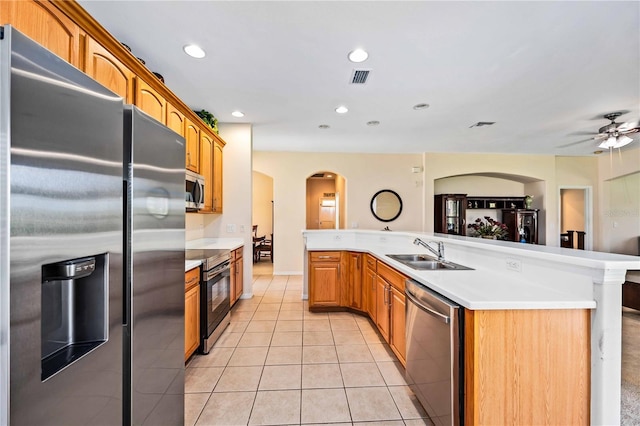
[
  {"xmin": 377, "ymin": 261, "xmax": 405, "ymax": 292},
  {"xmin": 365, "ymin": 254, "xmax": 377, "ymax": 271},
  {"xmin": 185, "ymin": 267, "xmax": 200, "ymax": 291},
  {"xmin": 310, "ymin": 251, "xmax": 341, "ymax": 262}
]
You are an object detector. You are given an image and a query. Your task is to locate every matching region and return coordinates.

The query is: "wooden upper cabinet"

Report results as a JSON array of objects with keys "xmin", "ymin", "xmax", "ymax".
[
  {"xmin": 212, "ymin": 141, "xmax": 223, "ymax": 213},
  {"xmin": 199, "ymin": 133, "xmax": 214, "ymax": 212},
  {"xmin": 134, "ymin": 77, "xmax": 166, "ymax": 124},
  {"xmin": 84, "ymin": 36, "xmax": 134, "ymax": 102},
  {"xmin": 166, "ymin": 103, "xmax": 186, "ymax": 137},
  {"xmin": 1, "ymin": 1, "xmax": 81, "ymax": 67},
  {"xmin": 184, "ymin": 118, "xmax": 200, "ymax": 172}
]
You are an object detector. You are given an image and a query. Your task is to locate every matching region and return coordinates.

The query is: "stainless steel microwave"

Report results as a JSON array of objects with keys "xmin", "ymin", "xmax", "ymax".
[{"xmin": 186, "ymin": 170, "xmax": 205, "ymax": 211}]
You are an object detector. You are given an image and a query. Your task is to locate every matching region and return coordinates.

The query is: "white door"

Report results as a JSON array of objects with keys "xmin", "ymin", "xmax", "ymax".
[{"xmin": 319, "ymin": 198, "xmax": 336, "ymax": 229}]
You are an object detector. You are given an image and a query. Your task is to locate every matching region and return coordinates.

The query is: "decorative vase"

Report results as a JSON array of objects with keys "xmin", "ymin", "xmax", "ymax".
[{"xmin": 524, "ymin": 195, "xmax": 533, "ymax": 209}]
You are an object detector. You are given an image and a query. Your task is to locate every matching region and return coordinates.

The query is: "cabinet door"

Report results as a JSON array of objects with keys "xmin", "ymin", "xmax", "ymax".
[
  {"xmin": 230, "ymin": 259, "xmax": 237, "ymax": 306},
  {"xmin": 376, "ymin": 276, "xmax": 390, "ymax": 342},
  {"xmin": 235, "ymin": 254, "xmax": 244, "ymax": 302},
  {"xmin": 84, "ymin": 36, "xmax": 134, "ymax": 102},
  {"xmin": 199, "ymin": 133, "xmax": 214, "ymax": 212},
  {"xmin": 184, "ymin": 284, "xmax": 200, "ymax": 360},
  {"xmin": 212, "ymin": 141, "xmax": 223, "ymax": 213},
  {"xmin": 1, "ymin": 1, "xmax": 81, "ymax": 67},
  {"xmin": 348, "ymin": 252, "xmax": 363, "ymax": 310},
  {"xmin": 434, "ymin": 194, "xmax": 467, "ymax": 236},
  {"xmin": 389, "ymin": 286, "xmax": 406, "ymax": 365},
  {"xmin": 135, "ymin": 77, "xmax": 166, "ymax": 124},
  {"xmin": 365, "ymin": 267, "xmax": 377, "ymax": 321},
  {"xmin": 166, "ymin": 102, "xmax": 186, "ymax": 137},
  {"xmin": 185, "ymin": 118, "xmax": 200, "ymax": 172},
  {"xmin": 309, "ymin": 261, "xmax": 341, "ymax": 308}
]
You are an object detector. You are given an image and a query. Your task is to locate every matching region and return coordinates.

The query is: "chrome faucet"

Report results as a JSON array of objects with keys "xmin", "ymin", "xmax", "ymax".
[{"xmin": 413, "ymin": 238, "xmax": 445, "ymax": 261}]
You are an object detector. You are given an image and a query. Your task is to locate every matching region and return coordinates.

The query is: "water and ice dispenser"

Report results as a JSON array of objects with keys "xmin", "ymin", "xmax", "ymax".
[{"xmin": 41, "ymin": 254, "xmax": 108, "ymax": 381}]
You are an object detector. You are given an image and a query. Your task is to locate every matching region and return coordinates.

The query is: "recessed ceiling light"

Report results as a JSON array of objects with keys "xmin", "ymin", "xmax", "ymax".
[
  {"xmin": 413, "ymin": 103, "xmax": 430, "ymax": 110},
  {"xmin": 326, "ymin": 174, "xmax": 333, "ymax": 178},
  {"xmin": 231, "ymin": 111, "xmax": 244, "ymax": 118},
  {"xmin": 367, "ymin": 120, "xmax": 380, "ymax": 126},
  {"xmin": 318, "ymin": 124, "xmax": 330, "ymax": 129},
  {"xmin": 348, "ymin": 48, "xmax": 368, "ymax": 63},
  {"xmin": 335, "ymin": 106, "xmax": 349, "ymax": 114},
  {"xmin": 183, "ymin": 44, "xmax": 205, "ymax": 59}
]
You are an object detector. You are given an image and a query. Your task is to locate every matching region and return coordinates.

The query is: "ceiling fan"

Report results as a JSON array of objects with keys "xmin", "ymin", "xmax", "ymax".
[{"xmin": 561, "ymin": 111, "xmax": 639, "ymax": 150}]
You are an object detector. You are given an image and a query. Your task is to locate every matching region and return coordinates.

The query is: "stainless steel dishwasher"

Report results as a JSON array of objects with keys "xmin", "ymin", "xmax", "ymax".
[{"xmin": 405, "ymin": 279, "xmax": 463, "ymax": 426}]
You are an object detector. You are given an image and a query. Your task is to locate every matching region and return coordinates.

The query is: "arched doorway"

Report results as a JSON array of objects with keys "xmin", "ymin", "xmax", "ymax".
[{"xmin": 305, "ymin": 171, "xmax": 346, "ymax": 229}]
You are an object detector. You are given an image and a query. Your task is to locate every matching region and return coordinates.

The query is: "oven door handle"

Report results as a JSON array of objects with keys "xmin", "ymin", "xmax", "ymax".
[{"xmin": 204, "ymin": 261, "xmax": 231, "ymax": 279}]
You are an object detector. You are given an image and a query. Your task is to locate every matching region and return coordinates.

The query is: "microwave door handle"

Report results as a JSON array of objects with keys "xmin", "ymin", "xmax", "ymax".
[{"xmin": 198, "ymin": 180, "xmax": 205, "ymax": 205}]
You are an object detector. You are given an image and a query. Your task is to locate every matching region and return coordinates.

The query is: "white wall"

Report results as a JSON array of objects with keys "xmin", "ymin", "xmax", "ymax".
[
  {"xmin": 597, "ymin": 147, "xmax": 640, "ymax": 254},
  {"xmin": 253, "ymin": 152, "xmax": 424, "ymax": 274},
  {"xmin": 190, "ymin": 123, "xmax": 254, "ymax": 295}
]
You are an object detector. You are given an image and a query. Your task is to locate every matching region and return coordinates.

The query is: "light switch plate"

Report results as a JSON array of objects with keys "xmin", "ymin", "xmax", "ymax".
[{"xmin": 226, "ymin": 224, "xmax": 236, "ymax": 233}]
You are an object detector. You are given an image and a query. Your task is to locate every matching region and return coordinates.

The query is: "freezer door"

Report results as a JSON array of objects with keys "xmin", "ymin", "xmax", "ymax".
[
  {"xmin": 124, "ymin": 105, "xmax": 185, "ymax": 425},
  {"xmin": 3, "ymin": 26, "xmax": 124, "ymax": 425}
]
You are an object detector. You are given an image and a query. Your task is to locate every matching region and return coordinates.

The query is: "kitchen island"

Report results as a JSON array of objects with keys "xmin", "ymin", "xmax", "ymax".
[{"xmin": 303, "ymin": 229, "xmax": 640, "ymax": 425}]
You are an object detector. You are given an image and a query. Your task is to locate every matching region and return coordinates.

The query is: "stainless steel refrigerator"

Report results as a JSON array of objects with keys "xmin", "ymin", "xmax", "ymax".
[{"xmin": 0, "ymin": 26, "xmax": 185, "ymax": 425}]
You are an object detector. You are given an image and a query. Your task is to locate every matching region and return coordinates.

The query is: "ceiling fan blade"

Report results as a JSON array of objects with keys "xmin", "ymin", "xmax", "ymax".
[
  {"xmin": 617, "ymin": 119, "xmax": 640, "ymax": 132},
  {"xmin": 568, "ymin": 131, "xmax": 598, "ymax": 137},
  {"xmin": 557, "ymin": 138, "xmax": 595, "ymax": 148}
]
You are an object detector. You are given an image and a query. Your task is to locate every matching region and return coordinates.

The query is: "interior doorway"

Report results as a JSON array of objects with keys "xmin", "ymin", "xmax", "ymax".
[
  {"xmin": 559, "ymin": 186, "xmax": 592, "ymax": 250},
  {"xmin": 252, "ymin": 171, "xmax": 274, "ymax": 274},
  {"xmin": 306, "ymin": 171, "xmax": 345, "ymax": 229}
]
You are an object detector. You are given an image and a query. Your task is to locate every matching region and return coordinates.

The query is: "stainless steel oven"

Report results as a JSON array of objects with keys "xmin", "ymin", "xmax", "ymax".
[{"xmin": 185, "ymin": 249, "xmax": 231, "ymax": 354}]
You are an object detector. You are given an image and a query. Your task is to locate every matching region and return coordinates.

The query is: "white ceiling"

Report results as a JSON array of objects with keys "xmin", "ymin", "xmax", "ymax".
[{"xmin": 78, "ymin": 1, "xmax": 640, "ymax": 156}]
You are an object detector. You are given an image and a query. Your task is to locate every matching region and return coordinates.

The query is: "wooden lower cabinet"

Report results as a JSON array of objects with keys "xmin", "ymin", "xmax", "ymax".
[
  {"xmin": 231, "ymin": 247, "xmax": 244, "ymax": 306},
  {"xmin": 309, "ymin": 251, "xmax": 342, "ymax": 308},
  {"xmin": 464, "ymin": 309, "xmax": 590, "ymax": 425},
  {"xmin": 375, "ymin": 275, "xmax": 391, "ymax": 342},
  {"xmin": 184, "ymin": 268, "xmax": 200, "ymax": 361},
  {"xmin": 346, "ymin": 252, "xmax": 363, "ymax": 309},
  {"xmin": 389, "ymin": 285, "xmax": 406, "ymax": 365},
  {"xmin": 364, "ymin": 256, "xmax": 377, "ymax": 320}
]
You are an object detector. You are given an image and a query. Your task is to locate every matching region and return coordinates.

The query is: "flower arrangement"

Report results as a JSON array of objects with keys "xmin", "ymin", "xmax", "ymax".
[{"xmin": 467, "ymin": 216, "xmax": 509, "ymax": 240}]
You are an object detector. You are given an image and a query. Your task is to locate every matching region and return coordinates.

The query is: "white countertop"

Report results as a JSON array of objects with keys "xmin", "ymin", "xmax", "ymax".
[
  {"xmin": 185, "ymin": 260, "xmax": 201, "ymax": 272},
  {"xmin": 186, "ymin": 237, "xmax": 244, "ymax": 251},
  {"xmin": 303, "ymin": 230, "xmax": 639, "ymax": 310},
  {"xmin": 184, "ymin": 238, "xmax": 244, "ymax": 271}
]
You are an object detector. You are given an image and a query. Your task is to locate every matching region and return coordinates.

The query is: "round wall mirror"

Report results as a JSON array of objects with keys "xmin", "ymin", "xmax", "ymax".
[{"xmin": 370, "ymin": 189, "xmax": 403, "ymax": 222}]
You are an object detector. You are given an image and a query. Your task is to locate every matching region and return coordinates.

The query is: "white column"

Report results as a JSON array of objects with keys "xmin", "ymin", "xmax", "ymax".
[{"xmin": 590, "ymin": 269, "xmax": 625, "ymax": 425}]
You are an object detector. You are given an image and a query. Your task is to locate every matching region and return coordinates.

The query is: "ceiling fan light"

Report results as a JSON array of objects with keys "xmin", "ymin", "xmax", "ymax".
[
  {"xmin": 613, "ymin": 135, "xmax": 633, "ymax": 148},
  {"xmin": 599, "ymin": 135, "xmax": 617, "ymax": 149}
]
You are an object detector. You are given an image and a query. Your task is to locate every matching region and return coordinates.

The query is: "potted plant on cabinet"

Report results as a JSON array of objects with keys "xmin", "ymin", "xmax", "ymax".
[{"xmin": 467, "ymin": 216, "xmax": 509, "ymax": 240}]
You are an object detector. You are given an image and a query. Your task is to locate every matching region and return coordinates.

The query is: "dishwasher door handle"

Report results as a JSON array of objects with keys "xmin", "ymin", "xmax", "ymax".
[{"xmin": 405, "ymin": 290, "xmax": 450, "ymax": 324}]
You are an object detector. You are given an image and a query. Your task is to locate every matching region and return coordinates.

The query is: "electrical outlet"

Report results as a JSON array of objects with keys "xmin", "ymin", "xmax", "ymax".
[
  {"xmin": 226, "ymin": 224, "xmax": 236, "ymax": 233},
  {"xmin": 239, "ymin": 225, "xmax": 245, "ymax": 233},
  {"xmin": 505, "ymin": 257, "xmax": 521, "ymax": 272},
  {"xmin": 351, "ymin": 222, "xmax": 358, "ymax": 228}
]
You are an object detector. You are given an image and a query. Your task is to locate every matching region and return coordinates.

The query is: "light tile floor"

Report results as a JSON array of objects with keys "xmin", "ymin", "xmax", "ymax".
[{"xmin": 185, "ymin": 273, "xmax": 432, "ymax": 426}]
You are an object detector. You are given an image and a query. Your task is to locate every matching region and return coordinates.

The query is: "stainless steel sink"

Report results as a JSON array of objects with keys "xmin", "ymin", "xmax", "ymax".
[{"xmin": 386, "ymin": 254, "xmax": 473, "ymax": 271}]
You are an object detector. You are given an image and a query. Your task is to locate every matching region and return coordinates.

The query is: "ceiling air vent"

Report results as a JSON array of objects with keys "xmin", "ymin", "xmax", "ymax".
[
  {"xmin": 350, "ymin": 69, "xmax": 371, "ymax": 84},
  {"xmin": 311, "ymin": 173, "xmax": 324, "ymax": 178}
]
